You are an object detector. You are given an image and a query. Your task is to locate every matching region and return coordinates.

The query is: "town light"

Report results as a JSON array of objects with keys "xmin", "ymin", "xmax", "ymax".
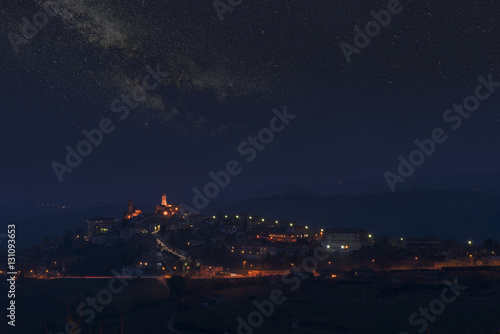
[
  {"xmin": 368, "ymin": 234, "xmax": 372, "ymax": 238},
  {"xmin": 400, "ymin": 237, "xmax": 404, "ymax": 241},
  {"xmin": 290, "ymin": 223, "xmax": 293, "ymax": 227},
  {"xmin": 225, "ymin": 215, "xmax": 228, "ymax": 218},
  {"xmin": 249, "ymin": 216, "xmax": 252, "ymax": 219},
  {"xmin": 213, "ymin": 216, "xmax": 216, "ymax": 219},
  {"xmin": 468, "ymin": 240, "xmax": 472, "ymax": 245},
  {"xmin": 236, "ymin": 215, "xmax": 239, "ymax": 218},
  {"xmin": 305, "ymin": 226, "xmax": 309, "ymax": 229},
  {"xmin": 262, "ymin": 218, "xmax": 265, "ymax": 222}
]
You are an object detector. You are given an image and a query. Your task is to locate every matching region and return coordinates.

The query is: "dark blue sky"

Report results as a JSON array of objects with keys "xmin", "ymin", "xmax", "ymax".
[{"xmin": 1, "ymin": 0, "xmax": 500, "ymax": 206}]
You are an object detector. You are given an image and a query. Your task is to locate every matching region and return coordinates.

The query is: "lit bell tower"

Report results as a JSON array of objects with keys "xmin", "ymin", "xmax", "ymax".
[
  {"xmin": 127, "ymin": 197, "xmax": 133, "ymax": 213},
  {"xmin": 161, "ymin": 193, "xmax": 167, "ymax": 206}
]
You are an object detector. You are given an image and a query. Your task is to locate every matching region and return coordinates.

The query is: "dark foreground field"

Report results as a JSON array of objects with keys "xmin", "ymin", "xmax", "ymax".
[{"xmin": 4, "ymin": 271, "xmax": 500, "ymax": 334}]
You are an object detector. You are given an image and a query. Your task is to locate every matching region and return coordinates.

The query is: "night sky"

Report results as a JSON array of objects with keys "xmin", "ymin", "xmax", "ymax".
[{"xmin": 1, "ymin": 0, "xmax": 500, "ymax": 206}]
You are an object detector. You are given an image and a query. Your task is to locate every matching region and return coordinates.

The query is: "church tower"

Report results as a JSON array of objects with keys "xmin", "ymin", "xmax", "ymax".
[
  {"xmin": 161, "ymin": 193, "xmax": 167, "ymax": 206},
  {"xmin": 127, "ymin": 197, "xmax": 133, "ymax": 213}
]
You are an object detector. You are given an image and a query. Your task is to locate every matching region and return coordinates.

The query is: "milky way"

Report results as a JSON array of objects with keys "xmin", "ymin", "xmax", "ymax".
[{"xmin": 3, "ymin": 0, "xmax": 286, "ymax": 137}]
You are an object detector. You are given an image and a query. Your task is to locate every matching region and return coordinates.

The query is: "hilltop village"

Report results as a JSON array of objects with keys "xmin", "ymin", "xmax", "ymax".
[{"xmin": 6, "ymin": 194, "xmax": 500, "ymax": 280}]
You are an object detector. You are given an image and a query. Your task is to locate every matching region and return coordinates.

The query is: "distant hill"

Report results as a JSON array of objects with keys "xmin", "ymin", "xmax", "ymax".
[
  {"xmin": 211, "ymin": 190, "xmax": 500, "ymax": 242},
  {"xmin": 6, "ymin": 169, "xmax": 500, "ymax": 249},
  {"xmin": 202, "ymin": 170, "xmax": 500, "ymax": 203}
]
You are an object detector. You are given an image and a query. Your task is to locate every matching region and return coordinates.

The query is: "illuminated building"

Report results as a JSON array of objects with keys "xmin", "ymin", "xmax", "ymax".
[
  {"xmin": 323, "ymin": 228, "xmax": 369, "ymax": 251},
  {"xmin": 123, "ymin": 197, "xmax": 143, "ymax": 220},
  {"xmin": 155, "ymin": 193, "xmax": 179, "ymax": 216},
  {"xmin": 86, "ymin": 217, "xmax": 118, "ymax": 237}
]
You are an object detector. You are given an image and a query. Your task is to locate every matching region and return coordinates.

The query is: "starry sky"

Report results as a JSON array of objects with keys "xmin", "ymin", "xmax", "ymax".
[{"xmin": 1, "ymin": 0, "xmax": 500, "ymax": 205}]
